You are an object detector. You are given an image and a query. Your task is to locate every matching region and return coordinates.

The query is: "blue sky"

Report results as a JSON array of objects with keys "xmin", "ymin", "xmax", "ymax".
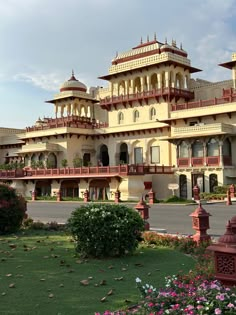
[{"xmin": 1, "ymin": 0, "xmax": 236, "ymax": 128}]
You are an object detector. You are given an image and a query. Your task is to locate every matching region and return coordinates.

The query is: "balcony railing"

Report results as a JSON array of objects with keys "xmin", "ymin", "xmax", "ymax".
[
  {"xmin": 177, "ymin": 156, "xmax": 231, "ymax": 167},
  {"xmin": 0, "ymin": 164, "xmax": 173, "ymax": 179},
  {"xmin": 172, "ymin": 123, "xmax": 234, "ymax": 138},
  {"xmin": 171, "ymin": 89, "xmax": 236, "ymax": 111},
  {"xmin": 26, "ymin": 116, "xmax": 108, "ymax": 132},
  {"xmin": 100, "ymin": 87, "xmax": 194, "ymax": 108}
]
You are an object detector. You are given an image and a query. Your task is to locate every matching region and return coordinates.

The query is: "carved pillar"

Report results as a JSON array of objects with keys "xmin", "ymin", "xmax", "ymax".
[
  {"xmin": 219, "ymin": 140, "xmax": 223, "ymax": 167},
  {"xmin": 130, "ymin": 79, "xmax": 134, "ymax": 94},
  {"xmin": 125, "ymin": 80, "xmax": 128, "ymax": 95},
  {"xmin": 165, "ymin": 71, "xmax": 169, "ymax": 88},
  {"xmin": 157, "ymin": 73, "xmax": 161, "ymax": 89},
  {"xmin": 55, "ymin": 104, "xmax": 58, "ymax": 118},
  {"xmin": 110, "ymin": 82, "xmax": 114, "ymax": 97},
  {"xmin": 146, "ymin": 75, "xmax": 151, "ymax": 91},
  {"xmin": 140, "ymin": 76, "xmax": 144, "ymax": 91},
  {"xmin": 188, "ymin": 143, "xmax": 192, "ymax": 167},
  {"xmin": 203, "ymin": 142, "xmax": 207, "ymax": 166}
]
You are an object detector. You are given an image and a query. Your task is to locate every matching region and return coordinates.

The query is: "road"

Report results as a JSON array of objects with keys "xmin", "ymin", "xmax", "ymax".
[{"xmin": 26, "ymin": 201, "xmax": 236, "ymax": 238}]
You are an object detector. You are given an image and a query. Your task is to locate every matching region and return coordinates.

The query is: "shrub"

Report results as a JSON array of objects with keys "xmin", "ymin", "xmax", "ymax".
[
  {"xmin": 0, "ymin": 183, "xmax": 27, "ymax": 234},
  {"xmin": 163, "ymin": 195, "xmax": 192, "ymax": 203},
  {"xmin": 67, "ymin": 204, "xmax": 144, "ymax": 258},
  {"xmin": 213, "ymin": 185, "xmax": 229, "ymax": 194}
]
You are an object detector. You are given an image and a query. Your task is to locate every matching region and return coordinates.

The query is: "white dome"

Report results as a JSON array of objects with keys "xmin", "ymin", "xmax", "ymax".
[{"xmin": 60, "ymin": 72, "xmax": 87, "ymax": 92}]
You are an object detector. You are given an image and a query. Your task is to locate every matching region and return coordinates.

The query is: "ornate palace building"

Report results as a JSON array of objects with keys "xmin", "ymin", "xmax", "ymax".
[{"xmin": 0, "ymin": 35, "xmax": 236, "ymax": 201}]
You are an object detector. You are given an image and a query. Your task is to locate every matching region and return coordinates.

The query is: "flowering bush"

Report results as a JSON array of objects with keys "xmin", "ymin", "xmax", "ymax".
[
  {"xmin": 0, "ymin": 183, "xmax": 27, "ymax": 234},
  {"xmin": 67, "ymin": 204, "xmax": 144, "ymax": 258},
  {"xmin": 135, "ymin": 276, "xmax": 236, "ymax": 314}
]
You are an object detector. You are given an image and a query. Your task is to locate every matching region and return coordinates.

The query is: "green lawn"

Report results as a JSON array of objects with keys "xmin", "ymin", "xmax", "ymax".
[{"xmin": 0, "ymin": 231, "xmax": 194, "ymax": 315}]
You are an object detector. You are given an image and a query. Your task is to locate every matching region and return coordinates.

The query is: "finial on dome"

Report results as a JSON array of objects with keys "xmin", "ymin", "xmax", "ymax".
[
  {"xmin": 115, "ymin": 51, "xmax": 118, "ymax": 57},
  {"xmin": 165, "ymin": 37, "xmax": 167, "ymax": 44},
  {"xmin": 69, "ymin": 70, "xmax": 78, "ymax": 81},
  {"xmin": 140, "ymin": 37, "xmax": 143, "ymax": 44},
  {"xmin": 154, "ymin": 32, "xmax": 157, "ymax": 41},
  {"xmin": 180, "ymin": 42, "xmax": 183, "ymax": 50},
  {"xmin": 147, "ymin": 35, "xmax": 149, "ymax": 42}
]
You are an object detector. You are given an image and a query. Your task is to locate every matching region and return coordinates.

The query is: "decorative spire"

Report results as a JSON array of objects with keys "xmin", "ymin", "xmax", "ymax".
[
  {"xmin": 147, "ymin": 35, "xmax": 149, "ymax": 42},
  {"xmin": 154, "ymin": 32, "xmax": 157, "ymax": 41},
  {"xmin": 172, "ymin": 39, "xmax": 176, "ymax": 47},
  {"xmin": 180, "ymin": 42, "xmax": 183, "ymax": 50},
  {"xmin": 165, "ymin": 37, "xmax": 167, "ymax": 44},
  {"xmin": 140, "ymin": 37, "xmax": 143, "ymax": 44},
  {"xmin": 69, "ymin": 69, "xmax": 77, "ymax": 81}
]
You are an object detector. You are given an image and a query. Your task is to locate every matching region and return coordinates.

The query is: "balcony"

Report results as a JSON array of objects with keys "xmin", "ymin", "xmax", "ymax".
[
  {"xmin": 100, "ymin": 87, "xmax": 194, "ymax": 109},
  {"xmin": 177, "ymin": 156, "xmax": 232, "ymax": 168},
  {"xmin": 0, "ymin": 164, "xmax": 173, "ymax": 180},
  {"xmin": 25, "ymin": 116, "xmax": 108, "ymax": 132},
  {"xmin": 171, "ymin": 89, "xmax": 236, "ymax": 112},
  {"xmin": 172, "ymin": 123, "xmax": 234, "ymax": 139}
]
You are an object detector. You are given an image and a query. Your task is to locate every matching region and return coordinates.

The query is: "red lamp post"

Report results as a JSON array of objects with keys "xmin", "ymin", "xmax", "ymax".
[
  {"xmin": 57, "ymin": 190, "xmax": 62, "ymax": 202},
  {"xmin": 31, "ymin": 190, "xmax": 37, "ymax": 201},
  {"xmin": 135, "ymin": 197, "xmax": 150, "ymax": 230},
  {"xmin": 114, "ymin": 190, "xmax": 121, "ymax": 203},
  {"xmin": 207, "ymin": 221, "xmax": 236, "ymax": 286},
  {"xmin": 189, "ymin": 202, "xmax": 211, "ymax": 243},
  {"xmin": 193, "ymin": 185, "xmax": 200, "ymax": 202},
  {"xmin": 148, "ymin": 188, "xmax": 155, "ymax": 205},
  {"xmin": 83, "ymin": 189, "xmax": 90, "ymax": 203},
  {"xmin": 230, "ymin": 184, "xmax": 235, "ymax": 198},
  {"xmin": 226, "ymin": 189, "xmax": 232, "ymax": 206}
]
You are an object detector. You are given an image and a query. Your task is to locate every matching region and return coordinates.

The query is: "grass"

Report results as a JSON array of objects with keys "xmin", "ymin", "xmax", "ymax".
[{"xmin": 0, "ymin": 230, "xmax": 194, "ymax": 315}]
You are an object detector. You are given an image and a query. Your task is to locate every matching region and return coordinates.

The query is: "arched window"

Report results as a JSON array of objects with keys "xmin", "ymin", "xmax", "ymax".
[
  {"xmin": 192, "ymin": 140, "xmax": 204, "ymax": 157},
  {"xmin": 175, "ymin": 73, "xmax": 183, "ymax": 89},
  {"xmin": 207, "ymin": 138, "xmax": 219, "ymax": 156},
  {"xmin": 179, "ymin": 141, "xmax": 189, "ymax": 158},
  {"xmin": 118, "ymin": 112, "xmax": 124, "ymax": 124},
  {"xmin": 222, "ymin": 138, "xmax": 231, "ymax": 156},
  {"xmin": 133, "ymin": 77, "xmax": 141, "ymax": 93},
  {"xmin": 209, "ymin": 174, "xmax": 218, "ymax": 193},
  {"xmin": 118, "ymin": 80, "xmax": 125, "ymax": 95},
  {"xmin": 24, "ymin": 155, "xmax": 30, "ymax": 167},
  {"xmin": 150, "ymin": 73, "xmax": 158, "ymax": 89},
  {"xmin": 47, "ymin": 153, "xmax": 57, "ymax": 168},
  {"xmin": 179, "ymin": 174, "xmax": 187, "ymax": 199},
  {"xmin": 119, "ymin": 143, "xmax": 129, "ymax": 164},
  {"xmin": 134, "ymin": 110, "xmax": 139, "ymax": 122},
  {"xmin": 150, "ymin": 107, "xmax": 156, "ymax": 120}
]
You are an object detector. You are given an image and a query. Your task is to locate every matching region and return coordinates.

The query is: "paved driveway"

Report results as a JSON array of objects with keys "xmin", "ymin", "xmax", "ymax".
[{"xmin": 27, "ymin": 201, "xmax": 235, "ymax": 237}]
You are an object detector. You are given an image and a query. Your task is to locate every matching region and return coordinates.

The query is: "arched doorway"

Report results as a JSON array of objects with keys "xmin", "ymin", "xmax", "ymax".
[
  {"xmin": 61, "ymin": 180, "xmax": 79, "ymax": 198},
  {"xmin": 179, "ymin": 174, "xmax": 187, "ymax": 199},
  {"xmin": 209, "ymin": 174, "xmax": 218, "ymax": 193},
  {"xmin": 83, "ymin": 153, "xmax": 91, "ymax": 166},
  {"xmin": 119, "ymin": 143, "xmax": 129, "ymax": 164},
  {"xmin": 100, "ymin": 145, "xmax": 109, "ymax": 166},
  {"xmin": 47, "ymin": 153, "xmax": 57, "ymax": 168},
  {"xmin": 89, "ymin": 179, "xmax": 110, "ymax": 200},
  {"xmin": 35, "ymin": 180, "xmax": 51, "ymax": 197}
]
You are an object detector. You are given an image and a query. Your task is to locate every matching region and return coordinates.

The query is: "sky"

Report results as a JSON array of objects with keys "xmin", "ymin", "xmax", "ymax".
[{"xmin": 1, "ymin": 0, "xmax": 236, "ymax": 129}]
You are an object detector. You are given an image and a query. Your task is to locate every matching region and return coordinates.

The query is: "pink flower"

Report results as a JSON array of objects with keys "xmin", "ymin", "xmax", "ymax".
[
  {"xmin": 215, "ymin": 308, "xmax": 222, "ymax": 315},
  {"xmin": 227, "ymin": 303, "xmax": 235, "ymax": 308},
  {"xmin": 216, "ymin": 293, "xmax": 225, "ymax": 301}
]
